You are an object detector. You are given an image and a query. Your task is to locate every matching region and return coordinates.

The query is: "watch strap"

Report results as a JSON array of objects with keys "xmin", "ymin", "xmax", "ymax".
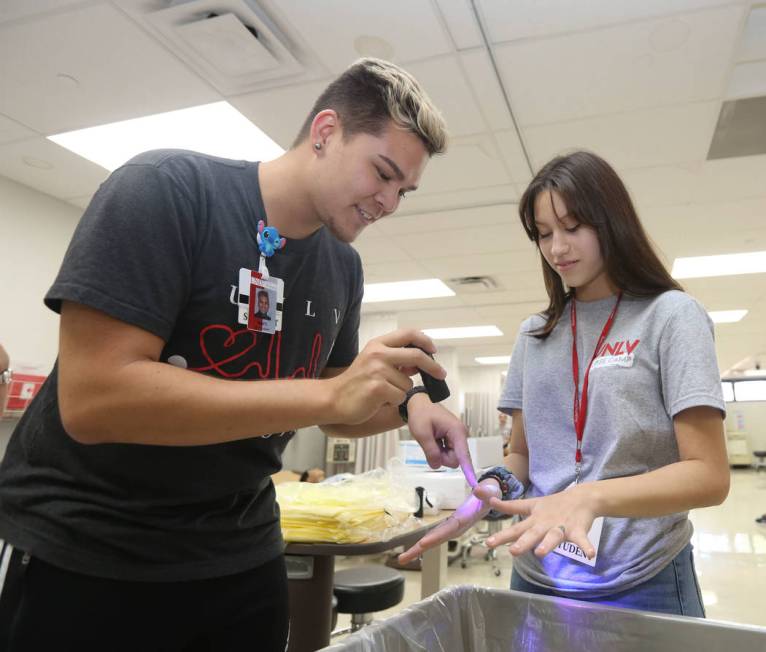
[
  {"xmin": 398, "ymin": 386, "xmax": 428, "ymax": 423},
  {"xmin": 478, "ymin": 466, "xmax": 525, "ymax": 501}
]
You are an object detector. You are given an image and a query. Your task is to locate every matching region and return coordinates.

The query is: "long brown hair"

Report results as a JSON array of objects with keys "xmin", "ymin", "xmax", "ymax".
[{"xmin": 518, "ymin": 151, "xmax": 682, "ymax": 339}]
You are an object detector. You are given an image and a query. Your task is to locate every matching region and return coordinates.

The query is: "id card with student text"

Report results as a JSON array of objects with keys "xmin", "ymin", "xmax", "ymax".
[{"xmin": 237, "ymin": 267, "xmax": 284, "ymax": 334}]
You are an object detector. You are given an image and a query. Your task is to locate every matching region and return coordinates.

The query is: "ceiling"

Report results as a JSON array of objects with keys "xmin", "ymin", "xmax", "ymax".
[{"xmin": 1, "ymin": 0, "xmax": 765, "ymax": 372}]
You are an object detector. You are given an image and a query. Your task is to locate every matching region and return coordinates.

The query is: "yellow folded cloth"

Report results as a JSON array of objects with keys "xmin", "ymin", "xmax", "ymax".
[{"xmin": 276, "ymin": 471, "xmax": 416, "ymax": 544}]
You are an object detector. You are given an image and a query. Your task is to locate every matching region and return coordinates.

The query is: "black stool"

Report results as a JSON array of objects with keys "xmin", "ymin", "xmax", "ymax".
[
  {"xmin": 332, "ymin": 565, "xmax": 405, "ymax": 634},
  {"xmin": 754, "ymin": 450, "xmax": 766, "ymax": 473}
]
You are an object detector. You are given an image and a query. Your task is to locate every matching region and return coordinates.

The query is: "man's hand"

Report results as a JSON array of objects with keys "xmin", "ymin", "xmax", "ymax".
[
  {"xmin": 323, "ymin": 329, "xmax": 445, "ymax": 425},
  {"xmin": 398, "ymin": 480, "xmax": 500, "ymax": 563},
  {"xmin": 406, "ymin": 394, "xmax": 477, "ymax": 486}
]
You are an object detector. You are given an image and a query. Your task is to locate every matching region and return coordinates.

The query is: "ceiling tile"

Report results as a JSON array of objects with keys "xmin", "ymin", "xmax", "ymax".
[
  {"xmin": 459, "ymin": 287, "xmax": 548, "ymax": 309},
  {"xmin": 481, "ymin": 0, "xmax": 741, "ymax": 43},
  {"xmin": 738, "ymin": 5, "xmax": 766, "ymax": 62},
  {"xmin": 0, "ymin": 137, "xmax": 109, "ymax": 199},
  {"xmin": 396, "ymin": 222, "xmax": 527, "ymax": 259},
  {"xmin": 395, "ymin": 305, "xmax": 505, "ymax": 330},
  {"xmin": 395, "ymin": 184, "xmax": 517, "ymax": 217},
  {"xmin": 361, "ymin": 296, "xmax": 465, "ymax": 317},
  {"xmin": 725, "ymin": 60, "xmax": 766, "ymax": 100},
  {"xmin": 646, "ymin": 200, "xmax": 766, "ymax": 258},
  {"xmin": 457, "ymin": 50, "xmax": 513, "ymax": 131},
  {"xmin": 0, "ymin": 3, "xmax": 220, "ymax": 134},
  {"xmin": 523, "ymin": 101, "xmax": 720, "ymax": 171},
  {"xmin": 65, "ymin": 195, "xmax": 93, "ymax": 210},
  {"xmin": 682, "ymin": 275, "xmax": 766, "ymax": 310},
  {"xmin": 351, "ymin": 231, "xmax": 412, "ymax": 265},
  {"xmin": 418, "ymin": 248, "xmax": 541, "ymax": 281},
  {"xmin": 0, "ymin": 0, "xmax": 87, "ymax": 25},
  {"xmin": 0, "ymin": 113, "xmax": 37, "ymax": 145},
  {"xmin": 360, "ymin": 260, "xmax": 434, "ymax": 283},
  {"xmin": 417, "ymin": 133, "xmax": 512, "ymax": 194},
  {"xmin": 230, "ymin": 79, "xmax": 329, "ymax": 148},
  {"xmin": 623, "ymin": 155, "xmax": 766, "ymax": 208},
  {"xmin": 493, "ymin": 5, "xmax": 742, "ymax": 126},
  {"xmin": 271, "ymin": 0, "xmax": 454, "ymax": 74},
  {"xmin": 378, "ymin": 203, "xmax": 517, "ymax": 236},
  {"xmin": 404, "ymin": 56, "xmax": 489, "ymax": 137},
  {"xmin": 434, "ymin": 0, "xmax": 483, "ymax": 50},
  {"xmin": 494, "ymin": 130, "xmax": 534, "ymax": 185}
]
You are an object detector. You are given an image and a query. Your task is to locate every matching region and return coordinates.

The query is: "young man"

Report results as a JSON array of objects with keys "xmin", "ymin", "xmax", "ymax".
[
  {"xmin": 0, "ymin": 59, "xmax": 472, "ymax": 651},
  {"xmin": 255, "ymin": 290, "xmax": 272, "ymax": 320}
]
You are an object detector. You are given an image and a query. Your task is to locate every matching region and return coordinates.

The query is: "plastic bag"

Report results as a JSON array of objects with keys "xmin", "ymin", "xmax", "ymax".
[
  {"xmin": 277, "ymin": 468, "xmax": 418, "ymax": 544},
  {"xmin": 320, "ymin": 585, "xmax": 766, "ymax": 651}
]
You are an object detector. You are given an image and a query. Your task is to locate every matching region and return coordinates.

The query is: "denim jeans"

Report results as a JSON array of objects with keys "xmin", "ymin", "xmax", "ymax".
[{"xmin": 510, "ymin": 543, "xmax": 706, "ymax": 617}]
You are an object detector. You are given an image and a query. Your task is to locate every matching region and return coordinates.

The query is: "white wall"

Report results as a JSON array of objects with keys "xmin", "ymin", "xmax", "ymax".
[
  {"xmin": 0, "ymin": 175, "xmax": 82, "ymax": 368},
  {"xmin": 459, "ymin": 365, "xmax": 505, "ymax": 401},
  {"xmin": 725, "ymin": 402, "xmax": 766, "ymax": 455},
  {"xmin": 0, "ymin": 175, "xmax": 82, "ymax": 453}
]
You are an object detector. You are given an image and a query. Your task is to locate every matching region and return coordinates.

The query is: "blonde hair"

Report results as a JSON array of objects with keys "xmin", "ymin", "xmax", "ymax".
[{"xmin": 293, "ymin": 58, "xmax": 447, "ymax": 156}]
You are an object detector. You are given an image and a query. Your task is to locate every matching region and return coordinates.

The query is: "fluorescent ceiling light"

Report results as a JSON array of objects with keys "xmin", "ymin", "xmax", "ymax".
[
  {"xmin": 672, "ymin": 251, "xmax": 766, "ymax": 279},
  {"xmin": 48, "ymin": 101, "xmax": 284, "ymax": 171},
  {"xmin": 708, "ymin": 310, "xmax": 748, "ymax": 323},
  {"xmin": 362, "ymin": 279, "xmax": 454, "ymax": 303},
  {"xmin": 424, "ymin": 326, "xmax": 503, "ymax": 340},
  {"xmin": 475, "ymin": 356, "xmax": 511, "ymax": 365}
]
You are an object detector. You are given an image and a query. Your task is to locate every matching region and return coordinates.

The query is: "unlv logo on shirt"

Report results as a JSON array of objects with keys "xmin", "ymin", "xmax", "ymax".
[
  {"xmin": 592, "ymin": 339, "xmax": 641, "ymax": 369},
  {"xmin": 598, "ymin": 339, "xmax": 640, "ymax": 357}
]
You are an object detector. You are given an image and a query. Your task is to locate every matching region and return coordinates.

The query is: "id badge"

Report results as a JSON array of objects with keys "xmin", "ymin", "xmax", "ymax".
[
  {"xmin": 551, "ymin": 482, "xmax": 604, "ymax": 567},
  {"xmin": 238, "ymin": 267, "xmax": 284, "ymax": 333}
]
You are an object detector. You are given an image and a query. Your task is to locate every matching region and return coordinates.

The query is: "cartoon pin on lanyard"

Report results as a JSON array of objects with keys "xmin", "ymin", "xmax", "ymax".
[{"xmin": 238, "ymin": 220, "xmax": 286, "ymax": 334}]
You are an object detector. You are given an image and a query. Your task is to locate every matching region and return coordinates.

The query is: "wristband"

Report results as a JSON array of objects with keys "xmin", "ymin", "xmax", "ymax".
[
  {"xmin": 398, "ymin": 386, "xmax": 428, "ymax": 423},
  {"xmin": 478, "ymin": 466, "xmax": 525, "ymax": 501}
]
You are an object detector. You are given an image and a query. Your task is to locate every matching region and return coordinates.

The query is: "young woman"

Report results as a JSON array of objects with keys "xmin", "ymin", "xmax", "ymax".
[{"xmin": 400, "ymin": 151, "xmax": 729, "ymax": 617}]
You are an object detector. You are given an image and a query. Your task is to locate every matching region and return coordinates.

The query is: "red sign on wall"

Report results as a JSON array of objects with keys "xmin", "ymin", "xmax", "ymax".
[{"xmin": 4, "ymin": 372, "xmax": 47, "ymax": 416}]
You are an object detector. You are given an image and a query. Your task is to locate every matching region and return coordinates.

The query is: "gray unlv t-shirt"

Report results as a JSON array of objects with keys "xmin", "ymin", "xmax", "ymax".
[{"xmin": 499, "ymin": 291, "xmax": 725, "ymax": 597}]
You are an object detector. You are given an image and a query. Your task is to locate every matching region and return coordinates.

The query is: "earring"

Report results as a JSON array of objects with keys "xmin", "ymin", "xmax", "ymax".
[{"xmin": 314, "ymin": 142, "xmax": 322, "ymax": 150}]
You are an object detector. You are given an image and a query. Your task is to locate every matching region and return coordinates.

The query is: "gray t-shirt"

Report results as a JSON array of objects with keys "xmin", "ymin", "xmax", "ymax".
[{"xmin": 499, "ymin": 291, "xmax": 725, "ymax": 597}]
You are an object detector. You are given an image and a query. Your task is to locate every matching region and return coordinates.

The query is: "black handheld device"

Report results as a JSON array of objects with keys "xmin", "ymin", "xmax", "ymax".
[{"xmin": 406, "ymin": 345, "xmax": 450, "ymax": 403}]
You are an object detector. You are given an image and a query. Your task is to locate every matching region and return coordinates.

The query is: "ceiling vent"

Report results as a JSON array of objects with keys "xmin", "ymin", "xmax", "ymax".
[
  {"xmin": 147, "ymin": 0, "xmax": 307, "ymax": 95},
  {"xmin": 707, "ymin": 95, "xmax": 766, "ymax": 160},
  {"xmin": 447, "ymin": 276, "xmax": 500, "ymax": 293}
]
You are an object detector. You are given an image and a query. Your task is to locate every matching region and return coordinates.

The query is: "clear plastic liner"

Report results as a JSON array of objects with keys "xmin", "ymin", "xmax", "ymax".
[
  {"xmin": 320, "ymin": 585, "xmax": 766, "ymax": 652},
  {"xmin": 277, "ymin": 468, "xmax": 418, "ymax": 544}
]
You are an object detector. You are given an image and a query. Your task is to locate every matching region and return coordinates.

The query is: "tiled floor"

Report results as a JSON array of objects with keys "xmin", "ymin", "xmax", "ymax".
[{"xmin": 333, "ymin": 468, "xmax": 766, "ymax": 635}]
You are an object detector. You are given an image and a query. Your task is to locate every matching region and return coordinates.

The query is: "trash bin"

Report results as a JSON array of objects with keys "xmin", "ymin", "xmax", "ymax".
[{"xmin": 319, "ymin": 585, "xmax": 766, "ymax": 652}]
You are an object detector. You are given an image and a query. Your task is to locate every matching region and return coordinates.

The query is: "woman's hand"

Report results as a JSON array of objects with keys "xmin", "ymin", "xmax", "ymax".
[
  {"xmin": 398, "ymin": 480, "xmax": 501, "ymax": 564},
  {"xmin": 486, "ymin": 484, "xmax": 598, "ymax": 559}
]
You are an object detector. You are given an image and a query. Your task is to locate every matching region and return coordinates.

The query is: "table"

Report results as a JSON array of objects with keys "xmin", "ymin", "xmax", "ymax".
[{"xmin": 284, "ymin": 511, "xmax": 450, "ymax": 652}]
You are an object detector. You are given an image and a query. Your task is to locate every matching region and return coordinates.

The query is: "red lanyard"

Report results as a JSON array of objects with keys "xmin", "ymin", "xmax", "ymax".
[{"xmin": 570, "ymin": 292, "xmax": 622, "ymax": 483}]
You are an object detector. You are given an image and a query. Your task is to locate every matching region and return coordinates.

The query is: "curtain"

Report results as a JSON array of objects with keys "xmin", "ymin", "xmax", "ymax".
[{"xmin": 352, "ymin": 313, "xmax": 401, "ymax": 474}]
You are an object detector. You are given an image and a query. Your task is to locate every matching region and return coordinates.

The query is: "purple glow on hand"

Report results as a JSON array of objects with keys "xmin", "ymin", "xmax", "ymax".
[
  {"xmin": 463, "ymin": 468, "xmax": 477, "ymax": 488},
  {"xmin": 455, "ymin": 495, "xmax": 486, "ymax": 521}
]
